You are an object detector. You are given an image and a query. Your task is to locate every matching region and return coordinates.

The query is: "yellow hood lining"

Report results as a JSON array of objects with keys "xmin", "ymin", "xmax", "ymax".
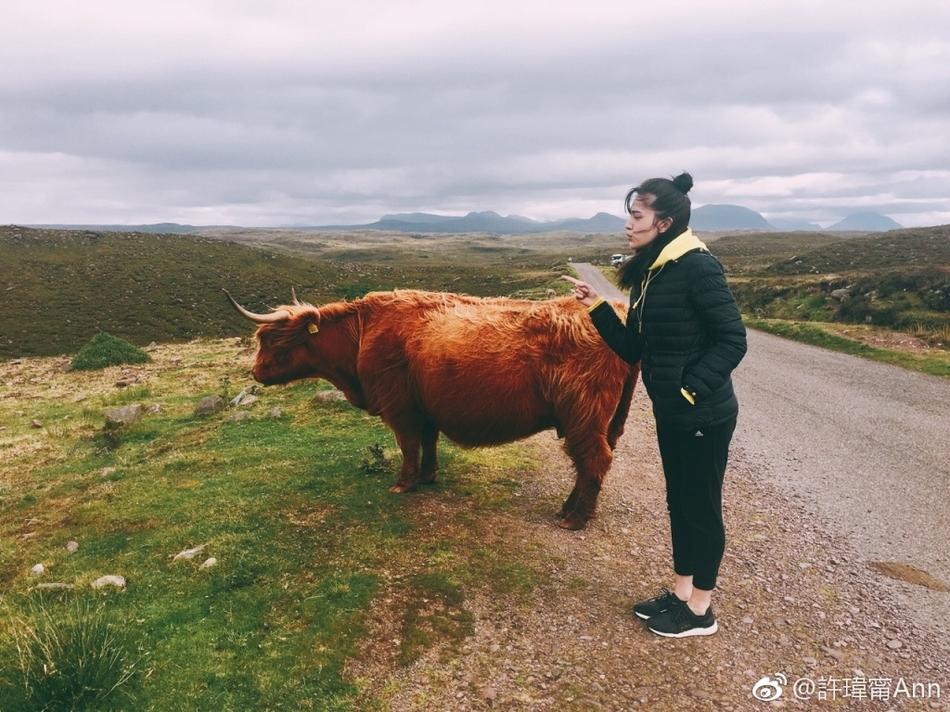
[{"xmin": 649, "ymin": 228, "xmax": 709, "ymax": 270}]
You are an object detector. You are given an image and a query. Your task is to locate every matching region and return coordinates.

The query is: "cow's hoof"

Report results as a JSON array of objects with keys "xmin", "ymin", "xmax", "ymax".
[
  {"xmin": 389, "ymin": 483, "xmax": 413, "ymax": 494},
  {"xmin": 557, "ymin": 515, "xmax": 588, "ymax": 531}
]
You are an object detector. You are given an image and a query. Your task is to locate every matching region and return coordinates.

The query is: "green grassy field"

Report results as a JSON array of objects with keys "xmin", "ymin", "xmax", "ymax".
[
  {"xmin": 744, "ymin": 317, "xmax": 950, "ymax": 378},
  {"xmin": 2, "ymin": 221, "xmax": 948, "ymax": 708},
  {"xmin": 0, "ymin": 226, "xmax": 590, "ymax": 359},
  {"xmin": 716, "ymin": 226, "xmax": 950, "ymax": 347},
  {"xmin": 0, "ymin": 340, "xmax": 552, "ymax": 710},
  {"xmin": 5, "ymin": 222, "xmax": 947, "ymax": 361}
]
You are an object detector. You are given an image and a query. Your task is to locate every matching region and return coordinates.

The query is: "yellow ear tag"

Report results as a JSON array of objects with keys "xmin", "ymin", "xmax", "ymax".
[{"xmin": 307, "ymin": 323, "xmax": 319, "ymax": 335}]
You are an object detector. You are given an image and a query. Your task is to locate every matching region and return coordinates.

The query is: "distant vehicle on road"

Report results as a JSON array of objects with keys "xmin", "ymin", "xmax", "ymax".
[{"xmin": 610, "ymin": 254, "xmax": 627, "ymax": 266}]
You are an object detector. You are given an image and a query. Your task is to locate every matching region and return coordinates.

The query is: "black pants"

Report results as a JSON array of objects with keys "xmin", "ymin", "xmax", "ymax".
[{"xmin": 655, "ymin": 415, "xmax": 737, "ymax": 591}]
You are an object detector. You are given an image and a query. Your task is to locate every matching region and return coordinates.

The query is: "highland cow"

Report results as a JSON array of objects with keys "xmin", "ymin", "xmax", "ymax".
[{"xmin": 225, "ymin": 288, "xmax": 637, "ymax": 529}]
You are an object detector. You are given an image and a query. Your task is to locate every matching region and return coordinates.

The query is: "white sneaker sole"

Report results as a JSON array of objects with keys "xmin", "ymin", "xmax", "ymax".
[{"xmin": 648, "ymin": 620, "xmax": 719, "ymax": 638}]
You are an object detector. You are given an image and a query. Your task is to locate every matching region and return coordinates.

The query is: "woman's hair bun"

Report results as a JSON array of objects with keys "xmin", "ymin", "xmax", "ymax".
[{"xmin": 672, "ymin": 172, "xmax": 693, "ymax": 195}]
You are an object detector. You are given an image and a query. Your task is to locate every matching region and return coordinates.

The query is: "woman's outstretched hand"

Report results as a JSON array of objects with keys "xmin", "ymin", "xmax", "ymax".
[{"xmin": 561, "ymin": 275, "xmax": 600, "ymax": 307}]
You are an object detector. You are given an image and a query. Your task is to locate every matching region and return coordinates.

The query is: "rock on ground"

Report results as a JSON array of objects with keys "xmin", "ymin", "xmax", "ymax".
[
  {"xmin": 312, "ymin": 389, "xmax": 348, "ymax": 404},
  {"xmin": 91, "ymin": 575, "xmax": 126, "ymax": 590},
  {"xmin": 104, "ymin": 403, "xmax": 144, "ymax": 428},
  {"xmin": 173, "ymin": 544, "xmax": 207, "ymax": 561},
  {"xmin": 194, "ymin": 395, "xmax": 227, "ymax": 416}
]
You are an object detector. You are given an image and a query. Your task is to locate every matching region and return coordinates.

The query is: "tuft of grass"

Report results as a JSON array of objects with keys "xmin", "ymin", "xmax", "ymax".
[
  {"xmin": 70, "ymin": 332, "xmax": 150, "ymax": 371},
  {"xmin": 0, "ymin": 597, "xmax": 144, "ymax": 711},
  {"xmin": 746, "ymin": 317, "xmax": 950, "ymax": 378},
  {"xmin": 359, "ymin": 443, "xmax": 393, "ymax": 474},
  {"xmin": 912, "ymin": 321, "xmax": 950, "ymax": 348}
]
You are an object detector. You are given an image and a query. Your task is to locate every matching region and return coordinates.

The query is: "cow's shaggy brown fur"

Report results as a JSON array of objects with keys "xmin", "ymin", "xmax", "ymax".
[{"xmin": 247, "ymin": 290, "xmax": 638, "ymax": 529}]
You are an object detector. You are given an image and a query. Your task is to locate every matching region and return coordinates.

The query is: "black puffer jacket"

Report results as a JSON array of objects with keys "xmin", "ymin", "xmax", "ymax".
[{"xmin": 589, "ymin": 229, "xmax": 747, "ymax": 430}]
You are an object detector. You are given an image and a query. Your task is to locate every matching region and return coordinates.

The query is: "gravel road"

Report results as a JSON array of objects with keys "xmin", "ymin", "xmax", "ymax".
[
  {"xmin": 349, "ymin": 264, "xmax": 948, "ymax": 709},
  {"xmin": 356, "ymin": 390, "xmax": 949, "ymax": 711},
  {"xmin": 571, "ymin": 261, "xmax": 950, "ymax": 638}
]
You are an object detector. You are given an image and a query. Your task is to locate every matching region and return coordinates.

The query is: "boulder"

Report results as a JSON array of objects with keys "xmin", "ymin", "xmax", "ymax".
[
  {"xmin": 33, "ymin": 582, "xmax": 74, "ymax": 591},
  {"xmin": 173, "ymin": 544, "xmax": 207, "ymax": 561},
  {"xmin": 312, "ymin": 390, "xmax": 347, "ymax": 404},
  {"xmin": 230, "ymin": 386, "xmax": 260, "ymax": 408},
  {"xmin": 104, "ymin": 404, "xmax": 144, "ymax": 428},
  {"xmin": 194, "ymin": 395, "xmax": 227, "ymax": 416},
  {"xmin": 235, "ymin": 394, "xmax": 258, "ymax": 408},
  {"xmin": 91, "ymin": 575, "xmax": 126, "ymax": 590}
]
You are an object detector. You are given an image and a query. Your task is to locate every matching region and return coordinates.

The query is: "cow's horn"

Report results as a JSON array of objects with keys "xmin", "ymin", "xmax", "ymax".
[
  {"xmin": 291, "ymin": 286, "xmax": 301, "ymax": 305},
  {"xmin": 222, "ymin": 289, "xmax": 290, "ymax": 323}
]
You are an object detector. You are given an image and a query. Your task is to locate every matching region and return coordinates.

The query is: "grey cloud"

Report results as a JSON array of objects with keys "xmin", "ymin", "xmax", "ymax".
[{"xmin": 1, "ymin": 1, "xmax": 949, "ymax": 226}]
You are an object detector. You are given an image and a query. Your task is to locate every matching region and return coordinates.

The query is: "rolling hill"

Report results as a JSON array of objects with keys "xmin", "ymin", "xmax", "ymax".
[
  {"xmin": 0, "ymin": 225, "xmax": 578, "ymax": 358},
  {"xmin": 317, "ymin": 211, "xmax": 626, "ymax": 234},
  {"xmin": 691, "ymin": 204, "xmax": 773, "ymax": 230},
  {"xmin": 0, "ymin": 226, "xmax": 357, "ymax": 358},
  {"xmin": 765, "ymin": 225, "xmax": 950, "ymax": 274},
  {"xmin": 828, "ymin": 213, "xmax": 903, "ymax": 231}
]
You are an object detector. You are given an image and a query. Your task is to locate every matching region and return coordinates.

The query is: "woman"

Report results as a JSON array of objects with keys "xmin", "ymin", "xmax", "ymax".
[{"xmin": 564, "ymin": 172, "xmax": 747, "ymax": 638}]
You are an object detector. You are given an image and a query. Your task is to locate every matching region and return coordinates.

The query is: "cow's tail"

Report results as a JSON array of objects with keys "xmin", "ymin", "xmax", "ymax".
[{"xmin": 607, "ymin": 363, "xmax": 639, "ymax": 450}]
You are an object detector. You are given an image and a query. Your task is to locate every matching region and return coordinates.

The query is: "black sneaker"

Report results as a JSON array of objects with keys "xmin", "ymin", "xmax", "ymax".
[
  {"xmin": 632, "ymin": 588, "xmax": 687, "ymax": 620},
  {"xmin": 647, "ymin": 600, "xmax": 718, "ymax": 638}
]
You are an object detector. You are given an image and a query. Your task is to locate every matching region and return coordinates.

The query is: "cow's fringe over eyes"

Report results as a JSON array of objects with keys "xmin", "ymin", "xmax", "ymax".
[{"xmin": 255, "ymin": 301, "xmax": 361, "ymax": 347}]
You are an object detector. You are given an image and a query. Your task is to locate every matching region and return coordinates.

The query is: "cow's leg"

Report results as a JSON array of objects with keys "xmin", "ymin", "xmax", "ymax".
[
  {"xmin": 418, "ymin": 423, "xmax": 440, "ymax": 485},
  {"xmin": 607, "ymin": 366, "xmax": 638, "ymax": 450},
  {"xmin": 558, "ymin": 485, "xmax": 580, "ymax": 519},
  {"xmin": 559, "ymin": 430, "xmax": 613, "ymax": 530},
  {"xmin": 388, "ymin": 423, "xmax": 424, "ymax": 494}
]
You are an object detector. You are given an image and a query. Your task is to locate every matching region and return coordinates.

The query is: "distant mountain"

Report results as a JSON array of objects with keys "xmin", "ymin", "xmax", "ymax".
[
  {"xmin": 319, "ymin": 211, "xmax": 625, "ymax": 234},
  {"xmin": 768, "ymin": 218, "xmax": 823, "ymax": 231},
  {"xmin": 548, "ymin": 212, "xmax": 626, "ymax": 233},
  {"xmin": 827, "ymin": 212, "xmax": 902, "ymax": 231},
  {"xmin": 691, "ymin": 204, "xmax": 773, "ymax": 230},
  {"xmin": 378, "ymin": 212, "xmax": 459, "ymax": 225}
]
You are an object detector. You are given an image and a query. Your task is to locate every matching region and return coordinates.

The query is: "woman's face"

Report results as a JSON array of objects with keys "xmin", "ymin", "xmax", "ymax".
[{"xmin": 625, "ymin": 195, "xmax": 672, "ymax": 251}]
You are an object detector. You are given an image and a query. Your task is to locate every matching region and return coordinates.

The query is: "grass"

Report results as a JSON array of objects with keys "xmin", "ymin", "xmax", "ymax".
[
  {"xmin": 70, "ymin": 332, "xmax": 150, "ymax": 371},
  {"xmin": 763, "ymin": 226, "xmax": 950, "ymax": 274},
  {"xmin": 744, "ymin": 317, "xmax": 950, "ymax": 378},
  {"xmin": 706, "ymin": 227, "xmax": 950, "ymax": 355},
  {"xmin": 0, "ymin": 226, "xmax": 601, "ymax": 359},
  {"xmin": 0, "ymin": 597, "xmax": 143, "ymax": 711},
  {"xmin": 0, "ymin": 339, "xmax": 551, "ymax": 710}
]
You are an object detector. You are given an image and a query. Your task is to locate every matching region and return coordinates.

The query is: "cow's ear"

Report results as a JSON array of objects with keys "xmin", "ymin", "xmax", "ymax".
[{"xmin": 307, "ymin": 322, "xmax": 319, "ymax": 335}]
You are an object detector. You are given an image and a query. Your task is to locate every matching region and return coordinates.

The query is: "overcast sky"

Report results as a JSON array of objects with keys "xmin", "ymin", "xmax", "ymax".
[{"xmin": 2, "ymin": 1, "xmax": 949, "ymax": 227}]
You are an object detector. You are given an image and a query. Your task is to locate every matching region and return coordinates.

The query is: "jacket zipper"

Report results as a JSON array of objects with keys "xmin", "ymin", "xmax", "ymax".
[{"xmin": 634, "ymin": 263, "xmax": 665, "ymax": 333}]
